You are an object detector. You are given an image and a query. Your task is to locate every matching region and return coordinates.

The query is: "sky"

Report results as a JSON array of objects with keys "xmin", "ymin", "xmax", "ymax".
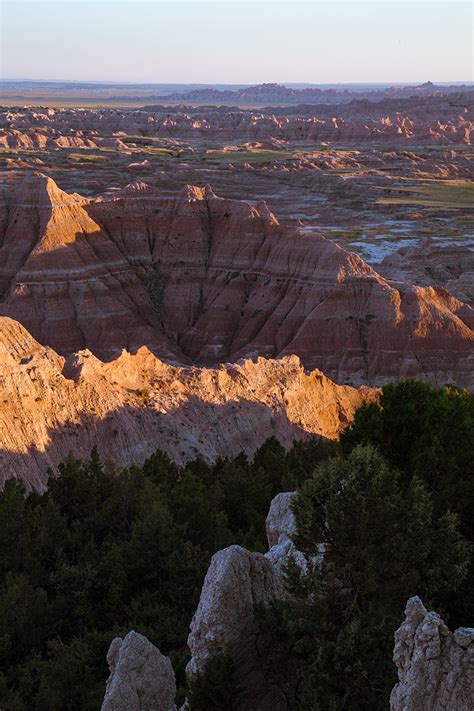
[{"xmin": 1, "ymin": 0, "xmax": 472, "ymax": 84}]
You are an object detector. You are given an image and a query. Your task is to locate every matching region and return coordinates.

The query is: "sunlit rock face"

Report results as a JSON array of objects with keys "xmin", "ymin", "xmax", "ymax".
[
  {"xmin": 1, "ymin": 174, "xmax": 472, "ymax": 389},
  {"xmin": 390, "ymin": 596, "xmax": 474, "ymax": 711},
  {"xmin": 0, "ymin": 316, "xmax": 374, "ymax": 490}
]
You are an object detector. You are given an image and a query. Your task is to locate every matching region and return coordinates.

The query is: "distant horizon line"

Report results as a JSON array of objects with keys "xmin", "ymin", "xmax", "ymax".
[{"xmin": 2, "ymin": 78, "xmax": 473, "ymax": 87}]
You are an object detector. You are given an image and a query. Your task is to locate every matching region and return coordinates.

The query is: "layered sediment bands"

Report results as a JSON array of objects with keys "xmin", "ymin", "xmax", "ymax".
[
  {"xmin": 0, "ymin": 316, "xmax": 374, "ymax": 490},
  {"xmin": 0, "ymin": 174, "xmax": 472, "ymax": 388},
  {"xmin": 0, "ymin": 175, "xmax": 179, "ymax": 357},
  {"xmin": 1, "ymin": 93, "xmax": 473, "ymax": 145}
]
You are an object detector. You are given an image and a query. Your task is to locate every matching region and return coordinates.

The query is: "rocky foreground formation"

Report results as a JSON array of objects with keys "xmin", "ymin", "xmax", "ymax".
[
  {"xmin": 101, "ymin": 497, "xmax": 474, "ymax": 709},
  {"xmin": 185, "ymin": 492, "xmax": 311, "ymax": 709},
  {"xmin": 102, "ymin": 631, "xmax": 176, "ymax": 711},
  {"xmin": 1, "ymin": 174, "xmax": 472, "ymax": 389},
  {"xmin": 186, "ymin": 545, "xmax": 287, "ymax": 709},
  {"xmin": 390, "ymin": 596, "xmax": 474, "ymax": 710},
  {"xmin": 185, "ymin": 492, "xmax": 311, "ymax": 710},
  {"xmin": 101, "ymin": 491, "xmax": 300, "ymax": 711},
  {"xmin": 0, "ymin": 316, "xmax": 373, "ymax": 490},
  {"xmin": 189, "ymin": 512, "xmax": 474, "ymax": 710}
]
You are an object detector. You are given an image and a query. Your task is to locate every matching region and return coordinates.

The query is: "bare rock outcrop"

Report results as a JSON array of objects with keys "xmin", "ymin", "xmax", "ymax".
[
  {"xmin": 186, "ymin": 491, "xmax": 304, "ymax": 709},
  {"xmin": 0, "ymin": 316, "xmax": 374, "ymax": 490},
  {"xmin": 1, "ymin": 174, "xmax": 472, "ymax": 389},
  {"xmin": 264, "ymin": 491, "xmax": 307, "ymax": 572},
  {"xmin": 187, "ymin": 545, "xmax": 284, "ymax": 675},
  {"xmin": 101, "ymin": 631, "xmax": 176, "ymax": 711},
  {"xmin": 378, "ymin": 239, "xmax": 474, "ymax": 307},
  {"xmin": 266, "ymin": 491, "xmax": 297, "ymax": 549},
  {"xmin": 186, "ymin": 545, "xmax": 287, "ymax": 709},
  {"xmin": 2, "ymin": 93, "xmax": 472, "ymax": 145},
  {"xmin": 100, "ymin": 495, "xmax": 300, "ymax": 711},
  {"xmin": 390, "ymin": 596, "xmax": 474, "ymax": 711}
]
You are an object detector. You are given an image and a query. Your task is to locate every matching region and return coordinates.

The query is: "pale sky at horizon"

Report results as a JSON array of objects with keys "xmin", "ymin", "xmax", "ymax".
[{"xmin": 1, "ymin": 0, "xmax": 472, "ymax": 84}]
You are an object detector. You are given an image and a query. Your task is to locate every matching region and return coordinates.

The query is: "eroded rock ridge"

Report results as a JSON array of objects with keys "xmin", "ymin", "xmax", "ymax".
[
  {"xmin": 0, "ymin": 316, "xmax": 373, "ymax": 489},
  {"xmin": 1, "ymin": 174, "xmax": 472, "ymax": 389}
]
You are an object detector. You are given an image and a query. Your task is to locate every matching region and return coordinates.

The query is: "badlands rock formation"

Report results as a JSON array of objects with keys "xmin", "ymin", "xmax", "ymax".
[
  {"xmin": 378, "ymin": 239, "xmax": 474, "ymax": 307},
  {"xmin": 1, "ymin": 92, "xmax": 472, "ymax": 146},
  {"xmin": 264, "ymin": 491, "xmax": 309, "ymax": 571},
  {"xmin": 164, "ymin": 81, "xmax": 474, "ymax": 107},
  {"xmin": 186, "ymin": 491, "xmax": 301, "ymax": 710},
  {"xmin": 102, "ymin": 631, "xmax": 176, "ymax": 711},
  {"xmin": 266, "ymin": 491, "xmax": 297, "ymax": 549},
  {"xmin": 186, "ymin": 544, "xmax": 286, "ymax": 710},
  {"xmin": 1, "ymin": 174, "xmax": 472, "ymax": 389},
  {"xmin": 2, "ymin": 79, "xmax": 472, "ymax": 105},
  {"xmin": 99, "ymin": 492, "xmax": 300, "ymax": 711},
  {"xmin": 0, "ymin": 316, "xmax": 373, "ymax": 490},
  {"xmin": 100, "ymin": 507, "xmax": 474, "ymax": 710},
  {"xmin": 390, "ymin": 596, "xmax": 474, "ymax": 711}
]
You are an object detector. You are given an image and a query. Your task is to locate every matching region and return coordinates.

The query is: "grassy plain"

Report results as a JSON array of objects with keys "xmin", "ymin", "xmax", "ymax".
[{"xmin": 377, "ymin": 180, "xmax": 474, "ymax": 209}]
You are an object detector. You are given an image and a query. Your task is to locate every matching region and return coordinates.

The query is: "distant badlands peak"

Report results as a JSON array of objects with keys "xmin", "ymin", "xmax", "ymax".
[
  {"xmin": 15, "ymin": 171, "xmax": 81, "ymax": 207},
  {"xmin": 123, "ymin": 180, "xmax": 154, "ymax": 193},
  {"xmin": 180, "ymin": 183, "xmax": 216, "ymax": 201},
  {"xmin": 114, "ymin": 178, "xmax": 279, "ymax": 225}
]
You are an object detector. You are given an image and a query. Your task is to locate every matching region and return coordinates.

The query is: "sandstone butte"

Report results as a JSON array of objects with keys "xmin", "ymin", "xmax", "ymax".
[
  {"xmin": 0, "ymin": 174, "xmax": 472, "ymax": 390},
  {"xmin": 0, "ymin": 315, "xmax": 375, "ymax": 490}
]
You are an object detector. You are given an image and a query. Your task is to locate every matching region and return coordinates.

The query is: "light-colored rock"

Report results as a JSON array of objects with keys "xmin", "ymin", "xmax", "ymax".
[
  {"xmin": 185, "ymin": 492, "xmax": 317, "ymax": 708},
  {"xmin": 264, "ymin": 491, "xmax": 305, "ymax": 572},
  {"xmin": 186, "ymin": 544, "xmax": 287, "ymax": 709},
  {"xmin": 390, "ymin": 596, "xmax": 474, "ymax": 711},
  {"xmin": 266, "ymin": 492, "xmax": 297, "ymax": 549},
  {"xmin": 264, "ymin": 491, "xmax": 323, "ymax": 573},
  {"xmin": 101, "ymin": 630, "xmax": 176, "ymax": 711},
  {"xmin": 102, "ymin": 497, "xmax": 305, "ymax": 711},
  {"xmin": 187, "ymin": 544, "xmax": 283, "ymax": 676}
]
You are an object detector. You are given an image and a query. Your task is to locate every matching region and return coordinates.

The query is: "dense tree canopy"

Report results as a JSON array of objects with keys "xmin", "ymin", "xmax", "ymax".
[
  {"xmin": 192, "ymin": 382, "xmax": 473, "ymax": 709},
  {"xmin": 0, "ymin": 437, "xmax": 332, "ymax": 710},
  {"xmin": 255, "ymin": 444, "xmax": 468, "ymax": 710},
  {"xmin": 340, "ymin": 380, "xmax": 474, "ymax": 537},
  {"xmin": 340, "ymin": 380, "xmax": 474, "ymax": 624}
]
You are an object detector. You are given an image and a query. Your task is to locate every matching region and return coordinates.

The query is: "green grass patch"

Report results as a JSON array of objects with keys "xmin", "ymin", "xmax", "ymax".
[
  {"xmin": 377, "ymin": 180, "xmax": 474, "ymax": 209},
  {"xmin": 67, "ymin": 152, "xmax": 106, "ymax": 163},
  {"xmin": 200, "ymin": 148, "xmax": 294, "ymax": 164},
  {"xmin": 136, "ymin": 146, "xmax": 176, "ymax": 156}
]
